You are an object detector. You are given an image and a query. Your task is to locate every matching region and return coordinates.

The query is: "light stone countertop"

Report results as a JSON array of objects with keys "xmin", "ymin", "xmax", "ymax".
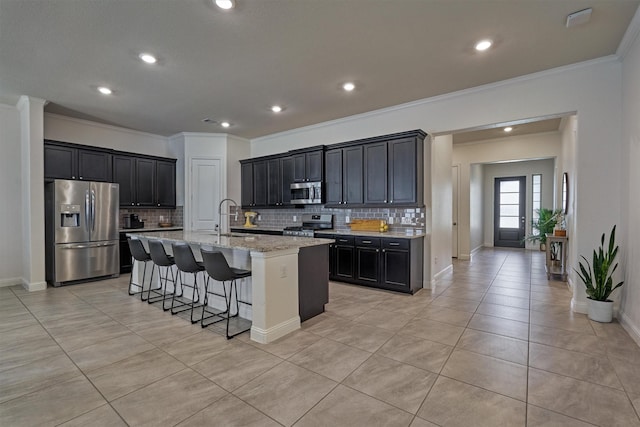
[
  {"xmin": 119, "ymin": 226, "xmax": 183, "ymax": 233},
  {"xmin": 126, "ymin": 230, "xmax": 333, "ymax": 252},
  {"xmin": 314, "ymin": 229, "xmax": 426, "ymax": 239}
]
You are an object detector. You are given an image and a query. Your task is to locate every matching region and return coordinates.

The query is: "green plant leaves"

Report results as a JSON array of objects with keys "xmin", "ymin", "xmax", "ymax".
[{"xmin": 575, "ymin": 225, "xmax": 623, "ymax": 301}]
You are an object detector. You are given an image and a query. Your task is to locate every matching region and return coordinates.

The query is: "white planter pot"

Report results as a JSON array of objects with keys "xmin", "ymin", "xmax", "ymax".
[{"xmin": 587, "ymin": 298, "xmax": 613, "ymax": 323}]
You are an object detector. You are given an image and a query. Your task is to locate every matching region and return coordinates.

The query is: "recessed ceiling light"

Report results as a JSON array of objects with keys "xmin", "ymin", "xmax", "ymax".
[
  {"xmin": 271, "ymin": 105, "xmax": 283, "ymax": 113},
  {"xmin": 215, "ymin": 0, "xmax": 235, "ymax": 10},
  {"xmin": 343, "ymin": 82, "xmax": 355, "ymax": 92},
  {"xmin": 475, "ymin": 39, "xmax": 492, "ymax": 51},
  {"xmin": 504, "ymin": 127, "xmax": 513, "ymax": 132},
  {"xmin": 139, "ymin": 53, "xmax": 157, "ymax": 64},
  {"xmin": 97, "ymin": 86, "xmax": 112, "ymax": 95},
  {"xmin": 220, "ymin": 121, "xmax": 231, "ymax": 128}
]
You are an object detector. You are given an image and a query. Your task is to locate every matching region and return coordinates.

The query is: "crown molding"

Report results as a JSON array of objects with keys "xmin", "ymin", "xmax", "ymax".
[{"xmin": 617, "ymin": 5, "xmax": 640, "ymax": 59}]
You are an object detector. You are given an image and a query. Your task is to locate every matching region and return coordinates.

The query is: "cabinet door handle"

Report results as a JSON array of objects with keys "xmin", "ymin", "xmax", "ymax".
[
  {"xmin": 382, "ymin": 249, "xmax": 386, "ymax": 253},
  {"xmin": 376, "ymin": 249, "xmax": 379, "ymax": 253},
  {"xmin": 389, "ymin": 242, "xmax": 400, "ymax": 246},
  {"xmin": 72, "ymin": 176, "xmax": 76, "ymax": 179},
  {"xmin": 362, "ymin": 240, "xmax": 371, "ymax": 244},
  {"xmin": 384, "ymin": 200, "xmax": 387, "ymax": 203},
  {"xmin": 157, "ymin": 203, "xmax": 160, "ymax": 206},
  {"xmin": 389, "ymin": 200, "xmax": 393, "ymax": 204}
]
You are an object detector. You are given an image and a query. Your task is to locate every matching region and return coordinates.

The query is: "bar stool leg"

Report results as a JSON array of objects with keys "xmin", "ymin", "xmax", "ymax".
[{"xmin": 129, "ymin": 259, "xmax": 150, "ymax": 298}]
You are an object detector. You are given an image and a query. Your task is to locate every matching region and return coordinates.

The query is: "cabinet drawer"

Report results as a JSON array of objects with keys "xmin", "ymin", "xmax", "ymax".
[
  {"xmin": 355, "ymin": 237, "xmax": 381, "ymax": 247},
  {"xmin": 335, "ymin": 236, "xmax": 354, "ymax": 245},
  {"xmin": 382, "ymin": 238, "xmax": 409, "ymax": 250}
]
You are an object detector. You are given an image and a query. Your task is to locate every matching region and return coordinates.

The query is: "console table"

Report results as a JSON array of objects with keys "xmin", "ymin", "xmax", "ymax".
[{"xmin": 545, "ymin": 233, "xmax": 568, "ymax": 281}]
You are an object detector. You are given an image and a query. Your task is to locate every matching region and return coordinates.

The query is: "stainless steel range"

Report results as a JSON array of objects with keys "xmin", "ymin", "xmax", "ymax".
[{"xmin": 283, "ymin": 214, "xmax": 333, "ymax": 237}]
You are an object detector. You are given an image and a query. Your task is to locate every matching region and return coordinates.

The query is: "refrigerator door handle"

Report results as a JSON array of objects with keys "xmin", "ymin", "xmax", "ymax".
[
  {"xmin": 91, "ymin": 189, "xmax": 96, "ymax": 232},
  {"xmin": 61, "ymin": 242, "xmax": 117, "ymax": 249},
  {"xmin": 85, "ymin": 190, "xmax": 91, "ymax": 233}
]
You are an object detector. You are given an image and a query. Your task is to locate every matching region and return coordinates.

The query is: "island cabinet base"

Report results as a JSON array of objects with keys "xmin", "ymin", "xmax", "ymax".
[{"xmin": 298, "ymin": 245, "xmax": 329, "ymax": 322}]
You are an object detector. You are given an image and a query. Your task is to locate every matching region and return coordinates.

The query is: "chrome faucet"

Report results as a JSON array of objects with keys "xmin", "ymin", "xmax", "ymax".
[{"xmin": 218, "ymin": 198, "xmax": 238, "ymax": 239}]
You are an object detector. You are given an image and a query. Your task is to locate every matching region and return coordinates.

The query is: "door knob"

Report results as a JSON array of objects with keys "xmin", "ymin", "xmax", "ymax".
[{"xmin": 453, "ymin": 222, "xmax": 457, "ymax": 226}]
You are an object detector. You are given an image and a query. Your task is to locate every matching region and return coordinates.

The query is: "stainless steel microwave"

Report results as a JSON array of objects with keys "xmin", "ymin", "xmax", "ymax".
[{"xmin": 291, "ymin": 182, "xmax": 323, "ymax": 205}]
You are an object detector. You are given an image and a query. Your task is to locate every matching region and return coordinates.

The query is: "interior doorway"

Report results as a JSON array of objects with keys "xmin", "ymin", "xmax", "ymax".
[
  {"xmin": 190, "ymin": 158, "xmax": 221, "ymax": 231},
  {"xmin": 493, "ymin": 176, "xmax": 526, "ymax": 248}
]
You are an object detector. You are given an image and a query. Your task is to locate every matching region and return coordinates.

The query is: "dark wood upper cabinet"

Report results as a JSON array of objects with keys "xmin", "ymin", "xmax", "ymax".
[
  {"xmin": 363, "ymin": 141, "xmax": 388, "ymax": 204},
  {"xmin": 324, "ymin": 149, "xmax": 343, "ymax": 205},
  {"xmin": 77, "ymin": 149, "xmax": 112, "ymax": 182},
  {"xmin": 44, "ymin": 141, "xmax": 111, "ymax": 182},
  {"xmin": 325, "ymin": 146, "xmax": 363, "ymax": 206},
  {"xmin": 280, "ymin": 157, "xmax": 294, "ymax": 205},
  {"xmin": 388, "ymin": 137, "xmax": 418, "ymax": 205},
  {"xmin": 253, "ymin": 160, "xmax": 268, "ymax": 207},
  {"xmin": 267, "ymin": 158, "xmax": 282, "ymax": 206},
  {"xmin": 134, "ymin": 158, "xmax": 156, "ymax": 207},
  {"xmin": 45, "ymin": 140, "xmax": 177, "ymax": 209},
  {"xmin": 292, "ymin": 148, "xmax": 324, "ymax": 182},
  {"xmin": 112, "ymin": 156, "xmax": 135, "ymax": 207},
  {"xmin": 156, "ymin": 160, "xmax": 176, "ymax": 208},
  {"xmin": 343, "ymin": 145, "xmax": 363, "ymax": 205},
  {"xmin": 240, "ymin": 161, "xmax": 254, "ymax": 207},
  {"xmin": 44, "ymin": 143, "xmax": 76, "ymax": 180}
]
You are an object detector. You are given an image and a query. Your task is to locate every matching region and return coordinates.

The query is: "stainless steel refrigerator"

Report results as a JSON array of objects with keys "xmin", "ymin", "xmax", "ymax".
[{"xmin": 45, "ymin": 179, "xmax": 119, "ymax": 286}]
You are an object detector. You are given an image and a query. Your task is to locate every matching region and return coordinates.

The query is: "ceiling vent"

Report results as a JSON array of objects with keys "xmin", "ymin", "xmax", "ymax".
[{"xmin": 566, "ymin": 8, "xmax": 593, "ymax": 28}]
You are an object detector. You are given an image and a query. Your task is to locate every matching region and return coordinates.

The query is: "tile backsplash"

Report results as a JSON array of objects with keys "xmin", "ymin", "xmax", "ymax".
[
  {"xmin": 230, "ymin": 205, "xmax": 426, "ymax": 232},
  {"xmin": 120, "ymin": 206, "xmax": 183, "ymax": 228}
]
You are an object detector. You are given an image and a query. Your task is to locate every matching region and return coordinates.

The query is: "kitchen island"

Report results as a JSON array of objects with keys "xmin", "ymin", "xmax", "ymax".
[{"xmin": 127, "ymin": 230, "xmax": 331, "ymax": 343}]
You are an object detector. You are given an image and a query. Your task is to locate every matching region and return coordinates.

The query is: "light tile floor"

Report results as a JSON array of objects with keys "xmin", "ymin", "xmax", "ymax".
[{"xmin": 1, "ymin": 248, "xmax": 640, "ymax": 426}]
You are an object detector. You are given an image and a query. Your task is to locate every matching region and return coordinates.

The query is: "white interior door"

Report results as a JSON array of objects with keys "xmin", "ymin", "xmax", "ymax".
[
  {"xmin": 190, "ymin": 158, "xmax": 221, "ymax": 231},
  {"xmin": 452, "ymin": 165, "xmax": 459, "ymax": 258}
]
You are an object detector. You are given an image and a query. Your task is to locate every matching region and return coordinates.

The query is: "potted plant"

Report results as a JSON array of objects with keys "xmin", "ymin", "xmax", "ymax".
[
  {"xmin": 525, "ymin": 208, "xmax": 563, "ymax": 250},
  {"xmin": 575, "ymin": 225, "xmax": 624, "ymax": 323}
]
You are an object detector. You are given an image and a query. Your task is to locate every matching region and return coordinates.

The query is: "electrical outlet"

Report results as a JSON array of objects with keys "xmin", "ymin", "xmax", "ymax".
[
  {"xmin": 388, "ymin": 217, "xmax": 394, "ymax": 224},
  {"xmin": 280, "ymin": 265, "xmax": 287, "ymax": 278},
  {"xmin": 345, "ymin": 216, "xmax": 350, "ymax": 223},
  {"xmin": 257, "ymin": 214, "xmax": 262, "ymax": 221},
  {"xmin": 293, "ymin": 215, "xmax": 297, "ymax": 222}
]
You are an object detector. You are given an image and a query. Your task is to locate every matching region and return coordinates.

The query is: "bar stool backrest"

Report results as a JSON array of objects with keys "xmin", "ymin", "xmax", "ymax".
[
  {"xmin": 128, "ymin": 238, "xmax": 151, "ymax": 262},
  {"xmin": 172, "ymin": 243, "xmax": 203, "ymax": 273},
  {"xmin": 201, "ymin": 249, "xmax": 237, "ymax": 281},
  {"xmin": 148, "ymin": 240, "xmax": 174, "ymax": 267}
]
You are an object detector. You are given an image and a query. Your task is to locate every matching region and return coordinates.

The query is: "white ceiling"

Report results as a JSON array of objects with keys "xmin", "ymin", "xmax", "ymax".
[{"xmin": 0, "ymin": 0, "xmax": 638, "ymax": 139}]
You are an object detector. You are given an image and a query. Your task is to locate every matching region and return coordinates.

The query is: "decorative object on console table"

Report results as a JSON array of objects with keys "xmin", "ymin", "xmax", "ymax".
[
  {"xmin": 575, "ymin": 225, "xmax": 623, "ymax": 323},
  {"xmin": 525, "ymin": 207, "xmax": 562, "ymax": 251}
]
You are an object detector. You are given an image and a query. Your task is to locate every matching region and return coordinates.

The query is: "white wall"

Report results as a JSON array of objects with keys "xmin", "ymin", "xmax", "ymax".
[
  {"xmin": 559, "ymin": 116, "xmax": 578, "ymax": 297},
  {"xmin": 0, "ymin": 104, "xmax": 24, "ymax": 286},
  {"xmin": 620, "ymin": 25, "xmax": 640, "ymax": 341},
  {"xmin": 251, "ymin": 58, "xmax": 620, "ymax": 299},
  {"xmin": 431, "ymin": 135, "xmax": 452, "ymax": 280},
  {"xmin": 482, "ymin": 159, "xmax": 555, "ymax": 248},
  {"xmin": 469, "ymin": 164, "xmax": 484, "ymax": 253},
  {"xmin": 18, "ymin": 97, "xmax": 47, "ymax": 291},
  {"xmin": 453, "ymin": 132, "xmax": 562, "ymax": 257}
]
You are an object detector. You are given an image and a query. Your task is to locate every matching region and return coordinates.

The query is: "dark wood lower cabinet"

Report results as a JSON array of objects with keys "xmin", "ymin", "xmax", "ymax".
[{"xmin": 321, "ymin": 234, "xmax": 423, "ymax": 294}]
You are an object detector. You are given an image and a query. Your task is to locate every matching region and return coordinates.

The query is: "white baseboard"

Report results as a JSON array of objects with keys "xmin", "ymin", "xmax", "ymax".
[
  {"xmin": 471, "ymin": 245, "xmax": 484, "ymax": 256},
  {"xmin": 0, "ymin": 277, "xmax": 22, "ymax": 288},
  {"xmin": 619, "ymin": 311, "xmax": 640, "ymax": 347},
  {"xmin": 458, "ymin": 253, "xmax": 471, "ymax": 261},
  {"xmin": 250, "ymin": 316, "xmax": 300, "ymax": 344},
  {"xmin": 433, "ymin": 264, "xmax": 453, "ymax": 281},
  {"xmin": 22, "ymin": 280, "xmax": 47, "ymax": 292},
  {"xmin": 571, "ymin": 297, "xmax": 588, "ymax": 314}
]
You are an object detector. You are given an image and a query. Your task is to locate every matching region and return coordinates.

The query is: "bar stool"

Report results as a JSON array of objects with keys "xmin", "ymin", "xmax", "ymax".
[
  {"xmin": 127, "ymin": 238, "xmax": 152, "ymax": 299},
  {"xmin": 172, "ymin": 243, "xmax": 205, "ymax": 323},
  {"xmin": 200, "ymin": 249, "xmax": 252, "ymax": 339},
  {"xmin": 147, "ymin": 239, "xmax": 178, "ymax": 311}
]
